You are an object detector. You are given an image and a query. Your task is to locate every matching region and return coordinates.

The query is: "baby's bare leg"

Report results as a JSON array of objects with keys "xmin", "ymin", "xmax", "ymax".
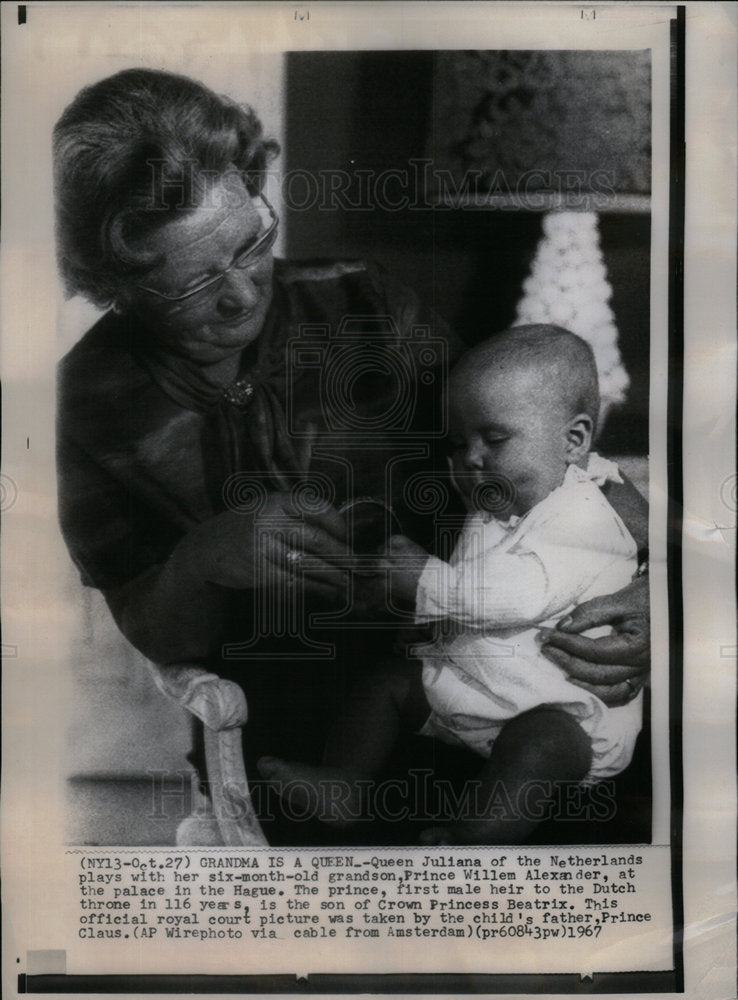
[
  {"xmin": 421, "ymin": 708, "xmax": 592, "ymax": 845},
  {"xmin": 323, "ymin": 658, "xmax": 429, "ymax": 774},
  {"xmin": 258, "ymin": 659, "xmax": 428, "ymax": 827}
]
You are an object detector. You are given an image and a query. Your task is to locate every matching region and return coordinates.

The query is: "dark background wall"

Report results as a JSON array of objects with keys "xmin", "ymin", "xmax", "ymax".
[{"xmin": 283, "ymin": 51, "xmax": 650, "ymax": 456}]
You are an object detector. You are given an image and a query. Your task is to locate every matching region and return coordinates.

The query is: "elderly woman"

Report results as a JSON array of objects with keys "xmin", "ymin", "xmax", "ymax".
[{"xmin": 55, "ymin": 68, "xmax": 650, "ymax": 844}]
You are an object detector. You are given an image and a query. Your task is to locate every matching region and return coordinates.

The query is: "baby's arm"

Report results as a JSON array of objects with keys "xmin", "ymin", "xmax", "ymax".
[
  {"xmin": 382, "ymin": 487, "xmax": 635, "ymax": 631},
  {"xmin": 415, "ymin": 547, "xmax": 553, "ymax": 628},
  {"xmin": 379, "ymin": 533, "xmax": 553, "ymax": 628},
  {"xmin": 378, "ymin": 535, "xmax": 433, "ymax": 604},
  {"xmin": 387, "ymin": 545, "xmax": 625, "ymax": 633}
]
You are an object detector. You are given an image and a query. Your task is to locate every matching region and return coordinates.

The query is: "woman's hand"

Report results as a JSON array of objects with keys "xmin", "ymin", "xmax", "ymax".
[
  {"xmin": 538, "ymin": 575, "xmax": 650, "ymax": 706},
  {"xmin": 184, "ymin": 492, "xmax": 353, "ymax": 602}
]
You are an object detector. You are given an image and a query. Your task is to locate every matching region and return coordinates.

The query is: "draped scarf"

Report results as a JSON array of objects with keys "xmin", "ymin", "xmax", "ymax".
[{"xmin": 130, "ymin": 288, "xmax": 313, "ymax": 508}]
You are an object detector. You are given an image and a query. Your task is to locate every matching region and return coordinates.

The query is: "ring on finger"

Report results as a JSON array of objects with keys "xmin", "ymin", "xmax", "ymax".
[
  {"xmin": 285, "ymin": 548, "xmax": 303, "ymax": 567},
  {"xmin": 624, "ymin": 678, "xmax": 642, "ymax": 700}
]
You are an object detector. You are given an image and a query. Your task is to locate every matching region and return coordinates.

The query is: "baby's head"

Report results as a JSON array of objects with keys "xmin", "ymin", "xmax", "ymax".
[{"xmin": 447, "ymin": 325, "xmax": 600, "ymax": 517}]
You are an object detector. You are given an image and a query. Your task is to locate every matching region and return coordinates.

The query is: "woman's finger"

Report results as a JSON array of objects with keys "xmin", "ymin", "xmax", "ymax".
[
  {"xmin": 539, "ymin": 643, "xmax": 648, "ymax": 685},
  {"xmin": 302, "ymin": 505, "xmax": 349, "ymax": 542},
  {"xmin": 568, "ymin": 677, "xmax": 645, "ymax": 707},
  {"xmin": 265, "ymin": 540, "xmax": 352, "ymax": 591},
  {"xmin": 299, "ymin": 522, "xmax": 355, "ymax": 561},
  {"xmin": 256, "ymin": 495, "xmax": 347, "ymax": 543},
  {"xmin": 295, "ymin": 575, "xmax": 350, "ymax": 604},
  {"xmin": 255, "ymin": 515, "xmax": 352, "ymax": 563},
  {"xmin": 265, "ymin": 560, "xmax": 350, "ymax": 602},
  {"xmin": 556, "ymin": 575, "xmax": 649, "ymax": 633},
  {"xmin": 539, "ymin": 627, "xmax": 648, "ymax": 667},
  {"xmin": 299, "ymin": 562, "xmax": 351, "ymax": 591},
  {"xmin": 268, "ymin": 529, "xmax": 356, "ymax": 574}
]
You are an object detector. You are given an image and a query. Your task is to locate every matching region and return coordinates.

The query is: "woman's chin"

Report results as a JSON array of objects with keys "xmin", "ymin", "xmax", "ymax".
[{"xmin": 182, "ymin": 321, "xmax": 263, "ymax": 363}]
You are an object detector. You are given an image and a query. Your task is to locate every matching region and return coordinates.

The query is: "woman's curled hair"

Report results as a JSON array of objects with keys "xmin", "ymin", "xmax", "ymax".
[{"xmin": 53, "ymin": 68, "xmax": 280, "ymax": 307}]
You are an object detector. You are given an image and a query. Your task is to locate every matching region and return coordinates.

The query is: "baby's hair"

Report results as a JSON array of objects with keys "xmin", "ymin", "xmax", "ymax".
[{"xmin": 452, "ymin": 324, "xmax": 600, "ymax": 429}]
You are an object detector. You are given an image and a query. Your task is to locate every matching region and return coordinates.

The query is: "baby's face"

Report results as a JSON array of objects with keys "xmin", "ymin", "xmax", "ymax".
[{"xmin": 447, "ymin": 366, "xmax": 572, "ymax": 517}]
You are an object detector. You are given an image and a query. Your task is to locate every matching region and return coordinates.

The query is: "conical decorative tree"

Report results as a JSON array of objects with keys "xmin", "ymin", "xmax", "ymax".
[{"xmin": 514, "ymin": 212, "xmax": 629, "ymax": 431}]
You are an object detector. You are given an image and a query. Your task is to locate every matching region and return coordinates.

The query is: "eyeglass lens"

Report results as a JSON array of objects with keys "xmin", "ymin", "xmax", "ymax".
[{"xmin": 164, "ymin": 203, "xmax": 277, "ymax": 309}]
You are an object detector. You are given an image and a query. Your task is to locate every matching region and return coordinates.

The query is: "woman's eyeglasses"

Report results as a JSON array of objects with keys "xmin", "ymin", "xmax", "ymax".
[{"xmin": 135, "ymin": 195, "xmax": 278, "ymax": 311}]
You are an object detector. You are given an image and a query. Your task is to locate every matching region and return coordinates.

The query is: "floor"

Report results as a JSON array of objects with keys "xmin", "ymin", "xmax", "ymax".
[{"xmin": 66, "ymin": 775, "xmax": 195, "ymax": 846}]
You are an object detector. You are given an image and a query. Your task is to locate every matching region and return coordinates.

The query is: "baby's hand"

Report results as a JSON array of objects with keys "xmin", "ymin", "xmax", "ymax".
[
  {"xmin": 377, "ymin": 535, "xmax": 430, "ymax": 603},
  {"xmin": 379, "ymin": 534, "xmax": 429, "ymax": 560}
]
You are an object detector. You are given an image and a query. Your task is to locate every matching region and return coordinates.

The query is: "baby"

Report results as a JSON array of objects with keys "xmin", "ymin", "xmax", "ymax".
[{"xmin": 259, "ymin": 325, "xmax": 642, "ymax": 843}]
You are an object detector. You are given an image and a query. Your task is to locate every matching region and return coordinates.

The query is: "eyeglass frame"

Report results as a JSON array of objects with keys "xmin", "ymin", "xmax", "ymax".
[{"xmin": 134, "ymin": 193, "xmax": 279, "ymax": 306}]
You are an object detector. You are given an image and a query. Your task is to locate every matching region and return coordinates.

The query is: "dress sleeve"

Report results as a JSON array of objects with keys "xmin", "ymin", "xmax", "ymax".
[{"xmin": 57, "ymin": 427, "xmax": 178, "ymax": 591}]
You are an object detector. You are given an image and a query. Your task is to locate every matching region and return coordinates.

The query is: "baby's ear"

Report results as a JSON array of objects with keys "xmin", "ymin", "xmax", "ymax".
[{"xmin": 565, "ymin": 413, "xmax": 593, "ymax": 463}]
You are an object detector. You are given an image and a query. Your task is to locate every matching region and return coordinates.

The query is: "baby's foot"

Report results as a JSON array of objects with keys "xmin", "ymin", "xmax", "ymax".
[{"xmin": 257, "ymin": 757, "xmax": 364, "ymax": 828}]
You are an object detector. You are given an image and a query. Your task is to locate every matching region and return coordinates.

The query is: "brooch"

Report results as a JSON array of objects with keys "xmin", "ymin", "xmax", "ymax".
[{"xmin": 222, "ymin": 379, "xmax": 255, "ymax": 409}]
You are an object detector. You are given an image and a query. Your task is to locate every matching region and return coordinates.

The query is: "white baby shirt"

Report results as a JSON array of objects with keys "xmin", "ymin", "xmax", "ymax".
[{"xmin": 414, "ymin": 455, "xmax": 642, "ymax": 783}]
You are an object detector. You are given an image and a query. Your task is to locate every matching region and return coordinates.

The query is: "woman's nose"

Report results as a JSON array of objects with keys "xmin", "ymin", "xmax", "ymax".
[
  {"xmin": 216, "ymin": 269, "xmax": 260, "ymax": 316},
  {"xmin": 463, "ymin": 440, "xmax": 485, "ymax": 469}
]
